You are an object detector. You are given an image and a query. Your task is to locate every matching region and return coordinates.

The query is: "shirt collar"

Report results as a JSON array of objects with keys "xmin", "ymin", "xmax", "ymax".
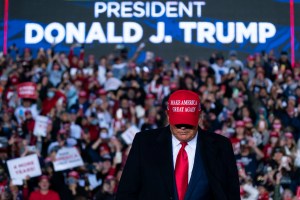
[{"xmin": 172, "ymin": 132, "xmax": 198, "ymax": 149}]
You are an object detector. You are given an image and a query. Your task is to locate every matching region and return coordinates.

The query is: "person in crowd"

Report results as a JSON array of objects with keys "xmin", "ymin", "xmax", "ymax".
[{"xmin": 29, "ymin": 175, "xmax": 60, "ymax": 200}]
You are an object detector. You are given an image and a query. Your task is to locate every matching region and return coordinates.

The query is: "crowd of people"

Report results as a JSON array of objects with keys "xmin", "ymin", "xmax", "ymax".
[{"xmin": 0, "ymin": 43, "xmax": 299, "ymax": 200}]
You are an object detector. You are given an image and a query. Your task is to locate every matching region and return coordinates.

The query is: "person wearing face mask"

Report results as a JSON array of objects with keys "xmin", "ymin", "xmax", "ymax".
[
  {"xmin": 99, "ymin": 128, "xmax": 110, "ymax": 141},
  {"xmin": 263, "ymin": 132, "xmax": 280, "ymax": 160},
  {"xmin": 87, "ymin": 113, "xmax": 100, "ymax": 142},
  {"xmin": 63, "ymin": 171, "xmax": 87, "ymax": 200},
  {"xmin": 41, "ymin": 87, "xmax": 66, "ymax": 115},
  {"xmin": 65, "ymin": 84, "xmax": 78, "ymax": 109},
  {"xmin": 272, "ymin": 119, "xmax": 283, "ymax": 135}
]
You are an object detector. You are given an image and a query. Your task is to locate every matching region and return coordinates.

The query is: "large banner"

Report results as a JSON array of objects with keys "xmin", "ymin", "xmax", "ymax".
[{"xmin": 1, "ymin": 0, "xmax": 300, "ymax": 61}]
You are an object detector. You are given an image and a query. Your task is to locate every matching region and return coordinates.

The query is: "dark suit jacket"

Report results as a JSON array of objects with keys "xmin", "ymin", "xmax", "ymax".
[{"xmin": 116, "ymin": 126, "xmax": 240, "ymax": 200}]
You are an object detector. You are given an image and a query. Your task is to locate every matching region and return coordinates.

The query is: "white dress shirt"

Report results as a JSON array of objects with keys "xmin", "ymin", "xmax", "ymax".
[{"xmin": 172, "ymin": 133, "xmax": 198, "ymax": 183}]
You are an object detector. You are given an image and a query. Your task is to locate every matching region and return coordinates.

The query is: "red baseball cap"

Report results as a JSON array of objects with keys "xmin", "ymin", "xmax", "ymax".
[
  {"xmin": 243, "ymin": 117, "xmax": 252, "ymax": 124},
  {"xmin": 170, "ymin": 82, "xmax": 178, "ymax": 90},
  {"xmin": 25, "ymin": 110, "xmax": 32, "ymax": 115},
  {"xmin": 270, "ymin": 131, "xmax": 279, "ymax": 138},
  {"xmin": 167, "ymin": 90, "xmax": 201, "ymax": 126},
  {"xmin": 163, "ymin": 76, "xmax": 170, "ymax": 81},
  {"xmin": 39, "ymin": 175, "xmax": 50, "ymax": 182},
  {"xmin": 98, "ymin": 89, "xmax": 107, "ymax": 95},
  {"xmin": 284, "ymin": 132, "xmax": 293, "ymax": 139},
  {"xmin": 146, "ymin": 93, "xmax": 155, "ymax": 100},
  {"xmin": 247, "ymin": 55, "xmax": 255, "ymax": 61},
  {"xmin": 68, "ymin": 171, "xmax": 79, "ymax": 179},
  {"xmin": 79, "ymin": 90, "xmax": 88, "ymax": 98},
  {"xmin": 236, "ymin": 120, "xmax": 245, "ymax": 127}
]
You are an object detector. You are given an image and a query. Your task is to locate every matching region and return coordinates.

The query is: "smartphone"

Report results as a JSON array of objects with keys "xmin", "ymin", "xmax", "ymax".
[
  {"xmin": 258, "ymin": 121, "xmax": 265, "ymax": 129},
  {"xmin": 273, "ymin": 64, "xmax": 279, "ymax": 74},
  {"xmin": 116, "ymin": 109, "xmax": 123, "ymax": 119},
  {"xmin": 115, "ymin": 152, "xmax": 122, "ymax": 164},
  {"xmin": 281, "ymin": 156, "xmax": 288, "ymax": 167},
  {"xmin": 233, "ymin": 88, "xmax": 239, "ymax": 98}
]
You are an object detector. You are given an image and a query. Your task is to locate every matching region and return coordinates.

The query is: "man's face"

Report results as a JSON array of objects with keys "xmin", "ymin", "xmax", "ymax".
[
  {"xmin": 39, "ymin": 179, "xmax": 50, "ymax": 191},
  {"xmin": 169, "ymin": 123, "xmax": 198, "ymax": 142}
]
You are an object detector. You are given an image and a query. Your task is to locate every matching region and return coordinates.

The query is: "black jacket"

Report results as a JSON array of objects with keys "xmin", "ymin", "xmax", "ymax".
[{"xmin": 116, "ymin": 126, "xmax": 240, "ymax": 200}]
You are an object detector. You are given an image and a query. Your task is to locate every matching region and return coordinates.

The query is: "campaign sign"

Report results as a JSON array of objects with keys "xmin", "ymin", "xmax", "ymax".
[
  {"xmin": 121, "ymin": 125, "xmax": 140, "ymax": 145},
  {"xmin": 17, "ymin": 82, "xmax": 37, "ymax": 99},
  {"xmin": 53, "ymin": 147, "xmax": 84, "ymax": 171},
  {"xmin": 33, "ymin": 115, "xmax": 48, "ymax": 137},
  {"xmin": 7, "ymin": 154, "xmax": 41, "ymax": 180}
]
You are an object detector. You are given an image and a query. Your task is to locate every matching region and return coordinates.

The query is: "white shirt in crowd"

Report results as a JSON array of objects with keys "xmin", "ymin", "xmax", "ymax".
[{"xmin": 210, "ymin": 63, "xmax": 229, "ymax": 84}]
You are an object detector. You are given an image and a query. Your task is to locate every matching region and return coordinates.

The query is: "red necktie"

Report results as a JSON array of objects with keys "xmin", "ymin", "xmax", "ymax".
[{"xmin": 175, "ymin": 142, "xmax": 188, "ymax": 200}]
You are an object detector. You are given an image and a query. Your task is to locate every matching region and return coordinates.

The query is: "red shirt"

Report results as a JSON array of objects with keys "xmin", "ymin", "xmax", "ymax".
[
  {"xmin": 41, "ymin": 91, "xmax": 66, "ymax": 115},
  {"xmin": 29, "ymin": 190, "xmax": 60, "ymax": 200}
]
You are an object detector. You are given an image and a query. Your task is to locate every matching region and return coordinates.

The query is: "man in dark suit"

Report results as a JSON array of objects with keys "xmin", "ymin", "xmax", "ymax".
[{"xmin": 116, "ymin": 90, "xmax": 240, "ymax": 200}]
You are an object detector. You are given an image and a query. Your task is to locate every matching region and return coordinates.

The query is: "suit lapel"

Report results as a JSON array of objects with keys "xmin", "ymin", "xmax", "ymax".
[
  {"xmin": 154, "ymin": 126, "xmax": 174, "ymax": 197},
  {"xmin": 184, "ymin": 132, "xmax": 202, "ymax": 200},
  {"xmin": 185, "ymin": 129, "xmax": 221, "ymax": 200}
]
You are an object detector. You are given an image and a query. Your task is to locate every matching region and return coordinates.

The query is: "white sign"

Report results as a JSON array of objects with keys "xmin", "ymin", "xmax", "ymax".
[
  {"xmin": 121, "ymin": 125, "xmax": 140, "ymax": 145},
  {"xmin": 104, "ymin": 78, "xmax": 122, "ymax": 91},
  {"xmin": 7, "ymin": 154, "xmax": 41, "ymax": 180},
  {"xmin": 33, "ymin": 115, "xmax": 48, "ymax": 137},
  {"xmin": 53, "ymin": 147, "xmax": 84, "ymax": 171},
  {"xmin": 11, "ymin": 179, "xmax": 23, "ymax": 186},
  {"xmin": 88, "ymin": 174, "xmax": 102, "ymax": 190}
]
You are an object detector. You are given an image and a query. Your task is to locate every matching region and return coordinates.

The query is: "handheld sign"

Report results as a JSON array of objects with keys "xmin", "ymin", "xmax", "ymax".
[
  {"xmin": 121, "ymin": 125, "xmax": 140, "ymax": 145},
  {"xmin": 17, "ymin": 82, "xmax": 37, "ymax": 99},
  {"xmin": 7, "ymin": 154, "xmax": 41, "ymax": 180},
  {"xmin": 53, "ymin": 147, "xmax": 84, "ymax": 171},
  {"xmin": 33, "ymin": 115, "xmax": 48, "ymax": 137}
]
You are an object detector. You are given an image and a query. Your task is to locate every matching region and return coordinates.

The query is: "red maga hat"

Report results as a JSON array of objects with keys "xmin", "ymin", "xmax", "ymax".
[
  {"xmin": 284, "ymin": 132, "xmax": 293, "ymax": 139},
  {"xmin": 79, "ymin": 90, "xmax": 88, "ymax": 98},
  {"xmin": 170, "ymin": 82, "xmax": 178, "ymax": 90},
  {"xmin": 162, "ymin": 76, "xmax": 170, "ymax": 81},
  {"xmin": 39, "ymin": 175, "xmax": 50, "ymax": 181},
  {"xmin": 25, "ymin": 110, "xmax": 32, "ymax": 115},
  {"xmin": 68, "ymin": 171, "xmax": 80, "ymax": 179},
  {"xmin": 98, "ymin": 89, "xmax": 107, "ymax": 95},
  {"xmin": 236, "ymin": 120, "xmax": 245, "ymax": 127},
  {"xmin": 146, "ymin": 93, "xmax": 155, "ymax": 100},
  {"xmin": 270, "ymin": 131, "xmax": 279, "ymax": 138},
  {"xmin": 167, "ymin": 90, "xmax": 201, "ymax": 126},
  {"xmin": 247, "ymin": 55, "xmax": 255, "ymax": 61}
]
